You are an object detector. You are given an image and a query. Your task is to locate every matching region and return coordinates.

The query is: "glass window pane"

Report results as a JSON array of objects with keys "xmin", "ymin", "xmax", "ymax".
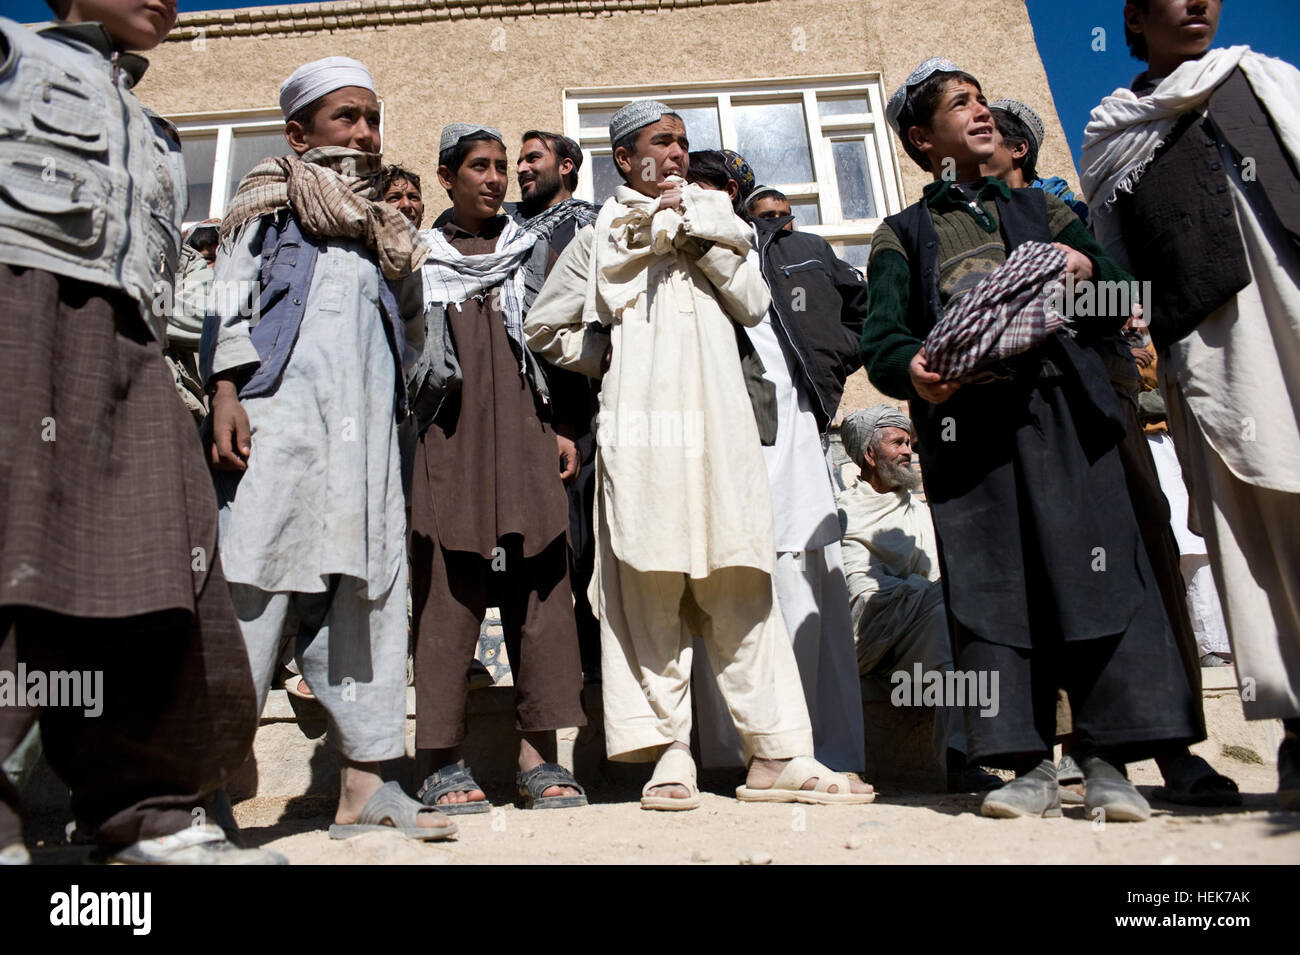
[
  {"xmin": 592, "ymin": 153, "xmax": 621, "ymax": 205},
  {"xmin": 734, "ymin": 101, "xmax": 813, "ymax": 185},
  {"xmin": 580, "ymin": 107, "xmax": 618, "ymax": 132},
  {"xmin": 673, "ymin": 106, "xmax": 720, "ymax": 151},
  {"xmin": 225, "ymin": 129, "xmax": 288, "ymax": 211},
  {"xmin": 832, "ymin": 241, "xmax": 870, "ymax": 271},
  {"xmin": 179, "ymin": 132, "xmax": 216, "ymax": 221},
  {"xmin": 832, "ymin": 139, "xmax": 877, "ymax": 220},
  {"xmin": 790, "ymin": 200, "xmax": 820, "ymax": 227},
  {"xmin": 818, "ymin": 95, "xmax": 869, "ymax": 117}
]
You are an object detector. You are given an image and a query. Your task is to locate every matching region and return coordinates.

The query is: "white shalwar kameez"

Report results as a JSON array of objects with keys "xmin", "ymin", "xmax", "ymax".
[
  {"xmin": 693, "ymin": 296, "xmax": 864, "ymax": 771},
  {"xmin": 524, "ymin": 184, "xmax": 813, "ymax": 762},
  {"xmin": 210, "ymin": 230, "xmax": 413, "ymax": 761},
  {"xmin": 1161, "ymin": 177, "xmax": 1300, "ymax": 720}
]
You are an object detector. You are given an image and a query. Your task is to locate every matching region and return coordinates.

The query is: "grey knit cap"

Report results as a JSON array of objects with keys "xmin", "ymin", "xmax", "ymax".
[
  {"xmin": 841, "ymin": 405, "xmax": 913, "ymax": 465},
  {"xmin": 609, "ymin": 99, "xmax": 673, "ymax": 144},
  {"xmin": 439, "ymin": 123, "xmax": 504, "ymax": 156},
  {"xmin": 885, "ymin": 57, "xmax": 965, "ymax": 135},
  {"xmin": 990, "ymin": 98, "xmax": 1045, "ymax": 149}
]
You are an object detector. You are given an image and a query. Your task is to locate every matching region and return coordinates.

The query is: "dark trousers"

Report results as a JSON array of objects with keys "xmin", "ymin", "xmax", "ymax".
[
  {"xmin": 0, "ymin": 553, "xmax": 256, "ymax": 851},
  {"xmin": 953, "ymin": 535, "xmax": 1199, "ymax": 768},
  {"xmin": 1114, "ymin": 404, "xmax": 1206, "ymax": 734},
  {"xmin": 410, "ymin": 534, "xmax": 586, "ymax": 750},
  {"xmin": 566, "ymin": 446, "xmax": 600, "ymax": 676}
]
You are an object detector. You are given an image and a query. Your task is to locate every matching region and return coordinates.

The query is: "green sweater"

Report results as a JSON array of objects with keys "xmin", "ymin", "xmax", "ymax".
[{"xmin": 860, "ymin": 176, "xmax": 1133, "ymax": 401}]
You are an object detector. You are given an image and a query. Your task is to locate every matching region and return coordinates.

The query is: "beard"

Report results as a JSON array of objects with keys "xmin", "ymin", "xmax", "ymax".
[
  {"xmin": 519, "ymin": 166, "xmax": 564, "ymax": 217},
  {"xmin": 877, "ymin": 456, "xmax": 922, "ymax": 492}
]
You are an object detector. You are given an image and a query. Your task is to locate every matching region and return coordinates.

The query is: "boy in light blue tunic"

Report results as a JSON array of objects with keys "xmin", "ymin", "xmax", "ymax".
[{"xmin": 202, "ymin": 56, "xmax": 452, "ymax": 841}]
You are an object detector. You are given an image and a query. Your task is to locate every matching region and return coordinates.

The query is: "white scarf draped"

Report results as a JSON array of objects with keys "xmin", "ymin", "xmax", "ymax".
[
  {"xmin": 1080, "ymin": 46, "xmax": 1300, "ymax": 263},
  {"xmin": 419, "ymin": 216, "xmax": 540, "ymax": 362},
  {"xmin": 580, "ymin": 181, "xmax": 755, "ymax": 329}
]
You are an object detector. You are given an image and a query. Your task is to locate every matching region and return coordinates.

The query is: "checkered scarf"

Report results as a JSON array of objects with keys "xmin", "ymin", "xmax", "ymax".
[
  {"xmin": 420, "ymin": 216, "xmax": 541, "ymax": 373},
  {"xmin": 520, "ymin": 197, "xmax": 599, "ymax": 309},
  {"xmin": 923, "ymin": 240, "xmax": 1068, "ymax": 382},
  {"xmin": 220, "ymin": 146, "xmax": 427, "ymax": 279}
]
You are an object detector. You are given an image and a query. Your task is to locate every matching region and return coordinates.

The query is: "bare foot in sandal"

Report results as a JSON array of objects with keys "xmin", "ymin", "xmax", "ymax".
[
  {"xmin": 519, "ymin": 733, "xmax": 581, "ymax": 800},
  {"xmin": 644, "ymin": 741, "xmax": 693, "ymax": 801},
  {"xmin": 425, "ymin": 748, "xmax": 487, "ymax": 808},
  {"xmin": 336, "ymin": 761, "xmax": 453, "ymax": 831},
  {"xmin": 746, "ymin": 757, "xmax": 874, "ymax": 795}
]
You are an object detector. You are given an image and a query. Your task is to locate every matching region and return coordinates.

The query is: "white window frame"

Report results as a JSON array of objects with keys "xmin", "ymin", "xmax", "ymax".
[
  {"xmin": 562, "ymin": 75, "xmax": 904, "ymax": 262},
  {"xmin": 169, "ymin": 104, "xmax": 387, "ymax": 227}
]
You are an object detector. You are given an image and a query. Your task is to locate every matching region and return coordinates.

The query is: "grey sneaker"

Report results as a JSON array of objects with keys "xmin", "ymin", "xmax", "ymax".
[
  {"xmin": 108, "ymin": 824, "xmax": 288, "ymax": 865},
  {"xmin": 1084, "ymin": 776, "xmax": 1151, "ymax": 822},
  {"xmin": 981, "ymin": 774, "xmax": 1062, "ymax": 818}
]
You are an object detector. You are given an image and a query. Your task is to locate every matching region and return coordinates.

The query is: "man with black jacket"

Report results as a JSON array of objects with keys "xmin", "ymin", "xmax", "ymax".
[
  {"xmin": 690, "ymin": 155, "xmax": 868, "ymax": 775},
  {"xmin": 1082, "ymin": 0, "xmax": 1300, "ymax": 808}
]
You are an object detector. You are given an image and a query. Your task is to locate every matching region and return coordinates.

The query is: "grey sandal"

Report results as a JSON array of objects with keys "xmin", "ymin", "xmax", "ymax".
[
  {"xmin": 417, "ymin": 764, "xmax": 492, "ymax": 815},
  {"xmin": 329, "ymin": 780, "xmax": 458, "ymax": 841},
  {"xmin": 517, "ymin": 762, "xmax": 588, "ymax": 810}
]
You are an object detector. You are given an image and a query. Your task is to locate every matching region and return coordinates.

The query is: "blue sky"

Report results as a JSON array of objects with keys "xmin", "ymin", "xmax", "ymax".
[
  {"xmin": 7, "ymin": 0, "xmax": 1298, "ymax": 166},
  {"xmin": 1026, "ymin": 0, "xmax": 1300, "ymax": 165}
]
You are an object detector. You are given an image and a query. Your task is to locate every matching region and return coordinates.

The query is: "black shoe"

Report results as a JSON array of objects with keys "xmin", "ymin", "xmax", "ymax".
[
  {"xmin": 1152, "ymin": 752, "xmax": 1241, "ymax": 808},
  {"xmin": 1279, "ymin": 734, "xmax": 1300, "ymax": 811},
  {"xmin": 948, "ymin": 765, "xmax": 1003, "ymax": 793}
]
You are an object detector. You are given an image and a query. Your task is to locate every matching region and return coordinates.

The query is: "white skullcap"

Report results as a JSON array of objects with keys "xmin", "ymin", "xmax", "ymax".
[
  {"xmin": 439, "ymin": 123, "xmax": 504, "ymax": 157},
  {"xmin": 885, "ymin": 57, "xmax": 967, "ymax": 135},
  {"xmin": 745, "ymin": 185, "xmax": 787, "ymax": 209},
  {"xmin": 989, "ymin": 98, "xmax": 1045, "ymax": 150},
  {"xmin": 609, "ymin": 99, "xmax": 674, "ymax": 145},
  {"xmin": 279, "ymin": 56, "xmax": 375, "ymax": 121}
]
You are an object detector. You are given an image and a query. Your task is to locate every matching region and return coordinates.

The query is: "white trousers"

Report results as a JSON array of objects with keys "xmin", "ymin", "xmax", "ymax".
[
  {"xmin": 694, "ymin": 544, "xmax": 864, "ymax": 770},
  {"xmin": 1147, "ymin": 432, "xmax": 1231, "ymax": 657},
  {"xmin": 596, "ymin": 541, "xmax": 813, "ymax": 763},
  {"xmin": 1168, "ymin": 399, "xmax": 1300, "ymax": 720}
]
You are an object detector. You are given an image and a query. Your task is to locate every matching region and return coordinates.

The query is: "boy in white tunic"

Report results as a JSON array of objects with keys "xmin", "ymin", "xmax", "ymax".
[
  {"xmin": 203, "ymin": 58, "xmax": 453, "ymax": 840},
  {"xmin": 1082, "ymin": 0, "xmax": 1300, "ymax": 807},
  {"xmin": 525, "ymin": 100, "xmax": 874, "ymax": 809}
]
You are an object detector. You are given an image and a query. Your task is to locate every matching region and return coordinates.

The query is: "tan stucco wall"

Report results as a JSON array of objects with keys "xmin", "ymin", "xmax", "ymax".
[{"xmin": 138, "ymin": 0, "xmax": 1071, "ymax": 416}]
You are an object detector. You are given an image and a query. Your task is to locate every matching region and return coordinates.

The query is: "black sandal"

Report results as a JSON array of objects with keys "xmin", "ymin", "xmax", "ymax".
[
  {"xmin": 417, "ymin": 764, "xmax": 492, "ymax": 815},
  {"xmin": 516, "ymin": 762, "xmax": 588, "ymax": 810}
]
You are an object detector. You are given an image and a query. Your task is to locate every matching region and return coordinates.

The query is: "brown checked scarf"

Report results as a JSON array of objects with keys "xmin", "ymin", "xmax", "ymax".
[{"xmin": 221, "ymin": 145, "xmax": 428, "ymax": 279}]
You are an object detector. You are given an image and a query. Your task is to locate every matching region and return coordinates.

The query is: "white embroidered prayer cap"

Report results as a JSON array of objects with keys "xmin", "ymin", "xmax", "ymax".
[
  {"xmin": 609, "ymin": 100, "xmax": 674, "ymax": 145},
  {"xmin": 885, "ymin": 57, "xmax": 966, "ymax": 135},
  {"xmin": 438, "ymin": 123, "xmax": 505, "ymax": 157},
  {"xmin": 989, "ymin": 99, "xmax": 1046, "ymax": 150},
  {"xmin": 279, "ymin": 56, "xmax": 375, "ymax": 121}
]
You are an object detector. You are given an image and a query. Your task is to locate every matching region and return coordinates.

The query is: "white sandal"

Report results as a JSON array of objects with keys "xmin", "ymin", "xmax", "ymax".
[
  {"xmin": 735, "ymin": 756, "xmax": 876, "ymax": 805},
  {"xmin": 640, "ymin": 747, "xmax": 701, "ymax": 811}
]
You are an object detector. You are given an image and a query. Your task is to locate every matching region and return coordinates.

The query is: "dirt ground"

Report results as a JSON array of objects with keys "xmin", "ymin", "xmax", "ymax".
[
  {"xmin": 18, "ymin": 753, "xmax": 1298, "ymax": 864},
  {"xmin": 212, "ymin": 755, "xmax": 1298, "ymax": 865}
]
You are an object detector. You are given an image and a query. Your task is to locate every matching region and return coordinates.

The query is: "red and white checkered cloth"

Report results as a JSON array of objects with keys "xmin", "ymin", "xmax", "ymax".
[{"xmin": 923, "ymin": 240, "xmax": 1068, "ymax": 382}]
